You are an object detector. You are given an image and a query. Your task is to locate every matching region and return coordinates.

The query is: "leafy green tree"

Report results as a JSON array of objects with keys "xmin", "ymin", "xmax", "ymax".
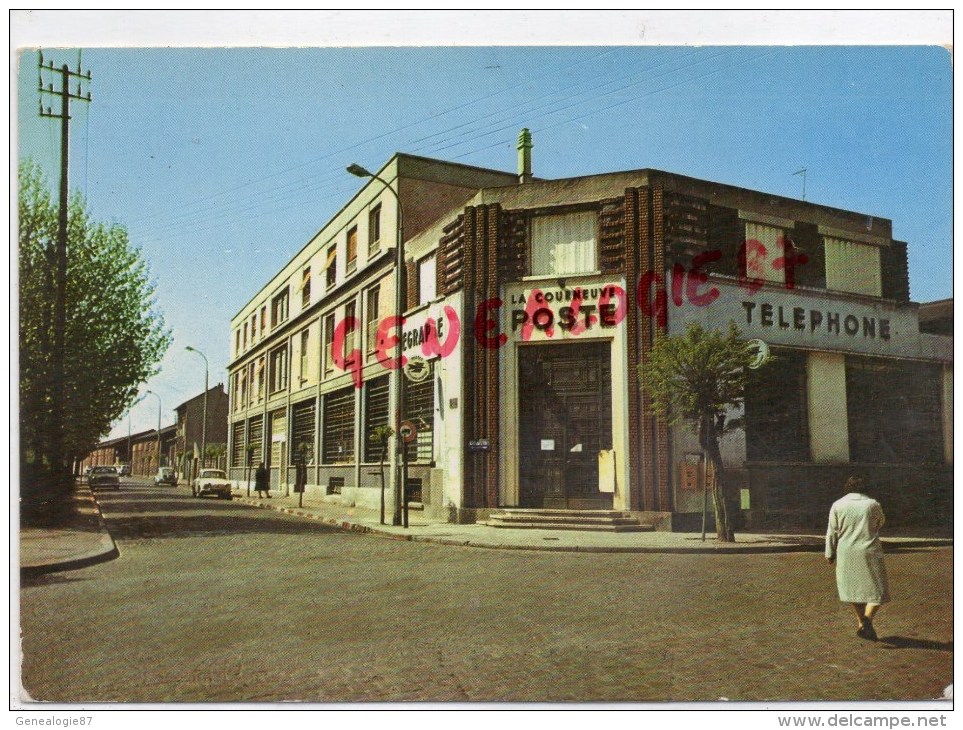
[
  {"xmin": 640, "ymin": 322, "xmax": 759, "ymax": 542},
  {"xmin": 19, "ymin": 159, "xmax": 171, "ymax": 495}
]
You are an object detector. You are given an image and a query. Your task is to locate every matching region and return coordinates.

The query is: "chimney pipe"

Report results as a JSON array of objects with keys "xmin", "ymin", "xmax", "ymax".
[{"xmin": 517, "ymin": 128, "xmax": 533, "ymax": 183}]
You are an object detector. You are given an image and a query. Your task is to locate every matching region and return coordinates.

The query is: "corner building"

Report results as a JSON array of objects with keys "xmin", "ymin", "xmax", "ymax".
[{"xmin": 229, "ymin": 148, "xmax": 952, "ymax": 530}]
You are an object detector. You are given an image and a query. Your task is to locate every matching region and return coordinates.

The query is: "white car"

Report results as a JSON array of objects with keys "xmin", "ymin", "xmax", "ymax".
[{"xmin": 191, "ymin": 469, "xmax": 233, "ymax": 500}]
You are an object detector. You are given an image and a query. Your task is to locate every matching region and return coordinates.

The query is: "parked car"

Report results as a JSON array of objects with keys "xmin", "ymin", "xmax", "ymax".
[
  {"xmin": 89, "ymin": 465, "xmax": 120, "ymax": 490},
  {"xmin": 192, "ymin": 469, "xmax": 233, "ymax": 499},
  {"xmin": 154, "ymin": 467, "xmax": 178, "ymax": 487},
  {"xmin": 117, "ymin": 464, "xmax": 131, "ymax": 477}
]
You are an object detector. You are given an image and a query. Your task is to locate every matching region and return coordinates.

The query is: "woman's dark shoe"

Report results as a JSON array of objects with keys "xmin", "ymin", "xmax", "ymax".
[{"xmin": 857, "ymin": 620, "xmax": 878, "ymax": 641}]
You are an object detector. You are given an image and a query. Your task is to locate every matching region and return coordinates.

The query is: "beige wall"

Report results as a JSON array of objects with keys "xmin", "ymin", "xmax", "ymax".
[{"xmin": 807, "ymin": 352, "xmax": 850, "ymax": 462}]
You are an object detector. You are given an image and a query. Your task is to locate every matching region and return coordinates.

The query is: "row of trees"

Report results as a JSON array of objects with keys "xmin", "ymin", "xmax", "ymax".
[{"xmin": 19, "ymin": 160, "xmax": 171, "ymax": 498}]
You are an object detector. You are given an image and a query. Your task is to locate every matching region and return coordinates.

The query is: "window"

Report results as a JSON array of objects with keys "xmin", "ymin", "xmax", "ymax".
[
  {"xmin": 271, "ymin": 290, "xmax": 289, "ymax": 328},
  {"xmin": 235, "ymin": 329, "xmax": 241, "ymax": 356},
  {"xmin": 531, "ymin": 211, "xmax": 597, "ymax": 276},
  {"xmin": 239, "ymin": 370, "xmax": 248, "ymax": 408},
  {"xmin": 231, "ymin": 422, "xmax": 246, "ymax": 468},
  {"xmin": 346, "ymin": 226, "xmax": 358, "ymax": 274},
  {"xmin": 298, "ymin": 329, "xmax": 311, "ymax": 383},
  {"xmin": 846, "ymin": 357, "xmax": 943, "ymax": 463},
  {"xmin": 344, "ymin": 301, "xmax": 357, "ymax": 364},
  {"xmin": 323, "ymin": 313, "xmax": 335, "ymax": 375},
  {"xmin": 256, "ymin": 357, "xmax": 265, "ymax": 401},
  {"xmin": 270, "ymin": 409, "xmax": 287, "ymax": 468},
  {"xmin": 247, "ymin": 416, "xmax": 264, "ymax": 465},
  {"xmin": 242, "ymin": 322, "xmax": 248, "ymax": 350},
  {"xmin": 418, "ymin": 255, "xmax": 437, "ymax": 305},
  {"xmin": 251, "ymin": 314, "xmax": 257, "ymax": 343},
  {"xmin": 369, "ymin": 204, "xmax": 382, "ymax": 255},
  {"xmin": 300, "ymin": 267, "xmax": 311, "ymax": 309},
  {"xmin": 366, "ymin": 285, "xmax": 381, "ymax": 352},
  {"xmin": 325, "ymin": 244, "xmax": 337, "ymax": 289},
  {"xmin": 260, "ymin": 306, "xmax": 267, "ymax": 336},
  {"xmin": 403, "ymin": 360, "xmax": 434, "ymax": 462},
  {"xmin": 743, "ymin": 222, "xmax": 786, "ymax": 286},
  {"xmin": 268, "ymin": 345, "xmax": 288, "ymax": 394},
  {"xmin": 291, "ymin": 399, "xmax": 316, "ymax": 465},
  {"xmin": 825, "ymin": 237, "xmax": 882, "ymax": 297},
  {"xmin": 744, "ymin": 349, "xmax": 809, "ymax": 462},
  {"xmin": 322, "ymin": 387, "xmax": 355, "ymax": 463},
  {"xmin": 364, "ymin": 375, "xmax": 390, "ymax": 462}
]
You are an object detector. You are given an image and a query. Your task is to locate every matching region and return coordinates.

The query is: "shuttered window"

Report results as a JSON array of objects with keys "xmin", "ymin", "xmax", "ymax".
[
  {"xmin": 323, "ymin": 387, "xmax": 355, "ymax": 464},
  {"xmin": 231, "ymin": 422, "xmax": 246, "ymax": 467},
  {"xmin": 531, "ymin": 211, "xmax": 597, "ymax": 276},
  {"xmin": 364, "ymin": 375, "xmax": 390, "ymax": 462},
  {"xmin": 247, "ymin": 416, "xmax": 264, "ymax": 464},
  {"xmin": 744, "ymin": 222, "xmax": 786, "ymax": 285},
  {"xmin": 270, "ymin": 409, "xmax": 287, "ymax": 467},
  {"xmin": 291, "ymin": 399, "xmax": 316, "ymax": 465},
  {"xmin": 825, "ymin": 237, "xmax": 882, "ymax": 297}
]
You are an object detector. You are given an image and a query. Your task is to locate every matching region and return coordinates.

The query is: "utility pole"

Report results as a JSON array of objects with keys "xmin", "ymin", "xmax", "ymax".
[{"xmin": 38, "ymin": 50, "xmax": 91, "ymax": 485}]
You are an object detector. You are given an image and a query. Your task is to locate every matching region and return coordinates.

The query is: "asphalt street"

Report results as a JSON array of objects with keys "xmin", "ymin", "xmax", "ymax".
[{"xmin": 19, "ymin": 480, "xmax": 953, "ymax": 704}]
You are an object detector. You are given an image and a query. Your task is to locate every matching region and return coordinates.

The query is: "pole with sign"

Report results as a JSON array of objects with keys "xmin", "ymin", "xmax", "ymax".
[{"xmin": 399, "ymin": 420, "xmax": 417, "ymax": 528}]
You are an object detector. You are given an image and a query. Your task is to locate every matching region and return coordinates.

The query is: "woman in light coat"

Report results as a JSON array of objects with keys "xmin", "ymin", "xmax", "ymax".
[{"xmin": 825, "ymin": 477, "xmax": 890, "ymax": 641}]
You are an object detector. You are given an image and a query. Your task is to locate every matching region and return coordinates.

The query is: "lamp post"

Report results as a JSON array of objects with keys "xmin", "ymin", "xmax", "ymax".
[
  {"xmin": 145, "ymin": 390, "xmax": 161, "ymax": 475},
  {"xmin": 347, "ymin": 163, "xmax": 407, "ymax": 528},
  {"xmin": 185, "ymin": 346, "xmax": 209, "ymax": 474}
]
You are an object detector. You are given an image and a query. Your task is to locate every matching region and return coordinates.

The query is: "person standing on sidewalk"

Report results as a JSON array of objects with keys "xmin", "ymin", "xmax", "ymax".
[
  {"xmin": 825, "ymin": 477, "xmax": 890, "ymax": 641},
  {"xmin": 255, "ymin": 461, "xmax": 271, "ymax": 499}
]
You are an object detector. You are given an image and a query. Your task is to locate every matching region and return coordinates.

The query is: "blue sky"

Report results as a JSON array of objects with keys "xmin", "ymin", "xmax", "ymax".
[{"xmin": 16, "ymin": 38, "xmax": 952, "ymax": 440}]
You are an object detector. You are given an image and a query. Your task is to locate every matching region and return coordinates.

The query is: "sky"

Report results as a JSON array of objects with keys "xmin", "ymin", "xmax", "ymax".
[{"xmin": 12, "ymin": 11, "xmax": 953, "ymax": 442}]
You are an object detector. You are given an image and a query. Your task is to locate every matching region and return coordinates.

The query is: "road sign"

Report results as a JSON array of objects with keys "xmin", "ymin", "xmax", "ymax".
[{"xmin": 399, "ymin": 420, "xmax": 417, "ymax": 443}]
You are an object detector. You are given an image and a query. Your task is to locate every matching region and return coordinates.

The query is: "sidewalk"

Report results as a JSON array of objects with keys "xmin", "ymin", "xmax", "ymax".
[
  {"xmin": 230, "ymin": 488, "xmax": 953, "ymax": 555},
  {"xmin": 18, "ymin": 485, "xmax": 951, "ymax": 578},
  {"xmin": 19, "ymin": 485, "xmax": 119, "ymax": 578}
]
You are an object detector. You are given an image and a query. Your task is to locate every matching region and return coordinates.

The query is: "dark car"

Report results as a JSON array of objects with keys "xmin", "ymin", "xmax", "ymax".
[{"xmin": 89, "ymin": 465, "xmax": 120, "ymax": 490}]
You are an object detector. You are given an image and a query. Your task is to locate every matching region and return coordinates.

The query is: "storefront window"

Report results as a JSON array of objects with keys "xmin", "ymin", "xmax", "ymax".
[
  {"xmin": 364, "ymin": 375, "xmax": 390, "ymax": 462},
  {"xmin": 846, "ymin": 357, "xmax": 943, "ymax": 463},
  {"xmin": 744, "ymin": 349, "xmax": 810, "ymax": 462},
  {"xmin": 403, "ymin": 362, "xmax": 434, "ymax": 462}
]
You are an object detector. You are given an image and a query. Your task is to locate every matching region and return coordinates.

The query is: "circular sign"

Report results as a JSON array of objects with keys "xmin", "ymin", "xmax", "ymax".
[
  {"xmin": 399, "ymin": 420, "xmax": 418, "ymax": 443},
  {"xmin": 404, "ymin": 355, "xmax": 430, "ymax": 383},
  {"xmin": 747, "ymin": 339, "xmax": 771, "ymax": 370}
]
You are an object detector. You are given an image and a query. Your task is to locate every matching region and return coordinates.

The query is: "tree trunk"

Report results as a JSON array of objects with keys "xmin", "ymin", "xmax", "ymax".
[{"xmin": 700, "ymin": 414, "xmax": 734, "ymax": 542}]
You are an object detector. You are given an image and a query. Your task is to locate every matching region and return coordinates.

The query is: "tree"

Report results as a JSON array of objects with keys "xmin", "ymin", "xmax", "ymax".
[
  {"xmin": 19, "ymin": 160, "xmax": 171, "ymax": 496},
  {"xmin": 640, "ymin": 322, "xmax": 759, "ymax": 542}
]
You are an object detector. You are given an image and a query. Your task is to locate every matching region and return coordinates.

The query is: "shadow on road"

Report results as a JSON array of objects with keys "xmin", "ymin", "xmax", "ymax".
[
  {"xmin": 102, "ymin": 513, "xmax": 352, "ymax": 542},
  {"xmin": 21, "ymin": 573, "xmax": 95, "ymax": 588},
  {"xmin": 880, "ymin": 636, "xmax": 953, "ymax": 652}
]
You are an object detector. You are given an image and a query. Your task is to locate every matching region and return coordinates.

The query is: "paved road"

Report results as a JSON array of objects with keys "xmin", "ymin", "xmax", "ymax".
[{"xmin": 19, "ymin": 480, "xmax": 952, "ymax": 703}]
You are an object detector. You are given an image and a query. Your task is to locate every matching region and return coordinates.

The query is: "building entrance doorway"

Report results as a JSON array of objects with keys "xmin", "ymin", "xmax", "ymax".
[{"xmin": 518, "ymin": 341, "xmax": 613, "ymax": 509}]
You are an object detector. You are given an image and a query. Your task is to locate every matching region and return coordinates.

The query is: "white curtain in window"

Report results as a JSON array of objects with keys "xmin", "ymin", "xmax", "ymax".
[
  {"xmin": 744, "ymin": 222, "xmax": 785, "ymax": 285},
  {"xmin": 824, "ymin": 237, "xmax": 882, "ymax": 296},
  {"xmin": 532, "ymin": 211, "xmax": 597, "ymax": 276},
  {"xmin": 419, "ymin": 256, "xmax": 437, "ymax": 305}
]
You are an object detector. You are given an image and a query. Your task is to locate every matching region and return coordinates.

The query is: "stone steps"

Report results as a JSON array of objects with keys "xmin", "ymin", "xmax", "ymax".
[{"xmin": 485, "ymin": 509, "xmax": 655, "ymax": 533}]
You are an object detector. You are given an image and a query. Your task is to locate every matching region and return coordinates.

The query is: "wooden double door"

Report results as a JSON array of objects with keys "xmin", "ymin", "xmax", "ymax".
[{"xmin": 518, "ymin": 342, "xmax": 613, "ymax": 509}]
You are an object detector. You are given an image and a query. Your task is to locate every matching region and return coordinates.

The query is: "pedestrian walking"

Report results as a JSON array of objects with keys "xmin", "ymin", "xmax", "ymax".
[
  {"xmin": 255, "ymin": 461, "xmax": 271, "ymax": 499},
  {"xmin": 825, "ymin": 476, "xmax": 890, "ymax": 641}
]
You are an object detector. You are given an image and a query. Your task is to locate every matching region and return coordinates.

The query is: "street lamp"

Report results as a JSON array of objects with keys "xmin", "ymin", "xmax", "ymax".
[
  {"xmin": 145, "ymin": 390, "xmax": 161, "ymax": 474},
  {"xmin": 185, "ymin": 346, "xmax": 209, "ymax": 473},
  {"xmin": 347, "ymin": 162, "xmax": 407, "ymax": 527}
]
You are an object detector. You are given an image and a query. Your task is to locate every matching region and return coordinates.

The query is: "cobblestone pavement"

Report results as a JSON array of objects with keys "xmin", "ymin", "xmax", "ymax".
[{"xmin": 19, "ymin": 483, "xmax": 952, "ymax": 704}]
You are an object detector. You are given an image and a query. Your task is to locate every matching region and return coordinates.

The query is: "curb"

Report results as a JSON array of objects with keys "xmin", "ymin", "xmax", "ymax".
[
  {"xmin": 20, "ymin": 489, "xmax": 120, "ymax": 579},
  {"xmin": 231, "ymin": 496, "xmax": 950, "ymax": 554}
]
